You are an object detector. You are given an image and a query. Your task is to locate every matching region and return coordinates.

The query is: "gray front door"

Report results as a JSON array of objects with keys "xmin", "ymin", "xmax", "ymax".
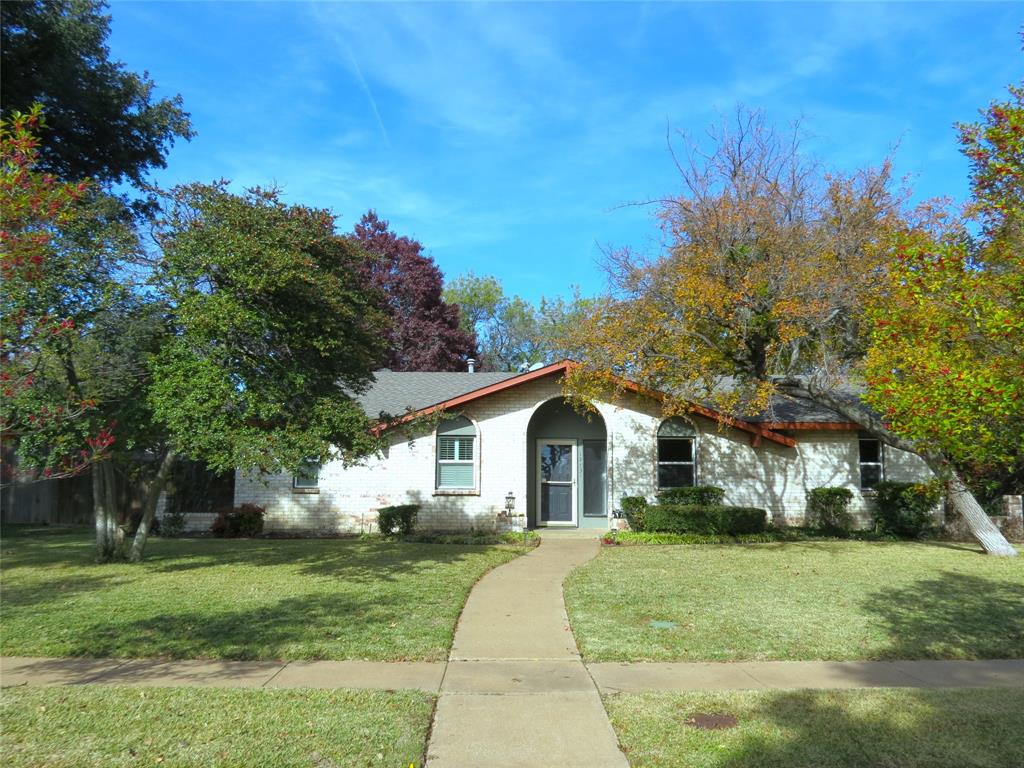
[{"xmin": 537, "ymin": 440, "xmax": 577, "ymax": 526}]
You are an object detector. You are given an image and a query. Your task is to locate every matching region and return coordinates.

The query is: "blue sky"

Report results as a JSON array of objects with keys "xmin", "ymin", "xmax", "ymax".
[{"xmin": 108, "ymin": 1, "xmax": 1020, "ymax": 303}]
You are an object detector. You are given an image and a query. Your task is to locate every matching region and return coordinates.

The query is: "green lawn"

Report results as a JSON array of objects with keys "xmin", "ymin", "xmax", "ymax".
[
  {"xmin": 604, "ymin": 688, "xmax": 1024, "ymax": 768},
  {"xmin": 565, "ymin": 541, "xmax": 1024, "ymax": 662},
  {"xmin": 0, "ymin": 527, "xmax": 522, "ymax": 661},
  {"xmin": 0, "ymin": 685, "xmax": 433, "ymax": 768}
]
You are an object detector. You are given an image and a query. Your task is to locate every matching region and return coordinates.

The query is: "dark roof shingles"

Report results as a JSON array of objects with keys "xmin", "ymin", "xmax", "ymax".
[{"xmin": 357, "ymin": 370, "xmax": 520, "ymax": 418}]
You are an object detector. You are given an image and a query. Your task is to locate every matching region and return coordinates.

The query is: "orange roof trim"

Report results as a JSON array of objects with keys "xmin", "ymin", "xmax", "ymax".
[
  {"xmin": 373, "ymin": 360, "xmax": 803, "ymax": 447},
  {"xmin": 760, "ymin": 421, "xmax": 861, "ymax": 431}
]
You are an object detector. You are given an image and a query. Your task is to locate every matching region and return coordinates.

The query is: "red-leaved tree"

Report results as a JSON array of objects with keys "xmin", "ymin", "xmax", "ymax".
[
  {"xmin": 0, "ymin": 106, "xmax": 100, "ymax": 483},
  {"xmin": 350, "ymin": 211, "xmax": 477, "ymax": 371}
]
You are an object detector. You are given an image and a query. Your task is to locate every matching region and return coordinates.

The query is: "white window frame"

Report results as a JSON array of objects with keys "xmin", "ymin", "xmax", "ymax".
[
  {"xmin": 436, "ymin": 435, "xmax": 475, "ymax": 489},
  {"xmin": 858, "ymin": 436, "xmax": 884, "ymax": 491},
  {"xmin": 657, "ymin": 418, "xmax": 697, "ymax": 490},
  {"xmin": 435, "ymin": 416, "xmax": 479, "ymax": 493}
]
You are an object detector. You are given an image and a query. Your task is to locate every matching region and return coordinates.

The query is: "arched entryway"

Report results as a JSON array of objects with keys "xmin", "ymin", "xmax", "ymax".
[{"xmin": 525, "ymin": 397, "xmax": 608, "ymax": 529}]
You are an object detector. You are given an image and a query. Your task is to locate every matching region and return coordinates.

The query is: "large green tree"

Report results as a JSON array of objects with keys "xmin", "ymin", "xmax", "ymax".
[
  {"xmin": 864, "ymin": 80, "xmax": 1024, "ymax": 511},
  {"xmin": 563, "ymin": 109, "xmax": 1017, "ymax": 556},
  {"xmin": 1, "ymin": 0, "xmax": 193, "ymax": 187},
  {"xmin": 128, "ymin": 184, "xmax": 390, "ymax": 560},
  {"xmin": 2, "ymin": 126, "xmax": 390, "ymax": 560}
]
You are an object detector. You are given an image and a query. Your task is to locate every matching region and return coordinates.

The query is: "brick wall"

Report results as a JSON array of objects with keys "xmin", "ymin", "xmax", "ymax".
[{"xmin": 231, "ymin": 377, "xmax": 933, "ymax": 533}]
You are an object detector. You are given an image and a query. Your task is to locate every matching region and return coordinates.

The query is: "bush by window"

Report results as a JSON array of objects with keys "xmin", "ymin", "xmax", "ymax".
[
  {"xmin": 377, "ymin": 504, "xmax": 419, "ymax": 536},
  {"xmin": 806, "ymin": 487, "xmax": 855, "ymax": 535},
  {"xmin": 657, "ymin": 418, "xmax": 696, "ymax": 488},
  {"xmin": 437, "ymin": 416, "xmax": 476, "ymax": 489},
  {"xmin": 210, "ymin": 504, "xmax": 265, "ymax": 538},
  {"xmin": 643, "ymin": 504, "xmax": 767, "ymax": 535},
  {"xmin": 620, "ymin": 496, "xmax": 649, "ymax": 531},
  {"xmin": 872, "ymin": 481, "xmax": 940, "ymax": 538},
  {"xmin": 656, "ymin": 486, "xmax": 725, "ymax": 506}
]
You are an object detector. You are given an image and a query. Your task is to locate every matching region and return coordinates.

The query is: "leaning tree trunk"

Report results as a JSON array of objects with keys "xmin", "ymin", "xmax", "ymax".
[
  {"xmin": 942, "ymin": 467, "xmax": 1018, "ymax": 557},
  {"xmin": 128, "ymin": 449, "xmax": 178, "ymax": 563}
]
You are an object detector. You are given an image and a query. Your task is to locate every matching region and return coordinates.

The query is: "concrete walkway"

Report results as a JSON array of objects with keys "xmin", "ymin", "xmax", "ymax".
[
  {"xmin": 0, "ymin": 656, "xmax": 445, "ymax": 690},
  {"xmin": 426, "ymin": 535, "xmax": 628, "ymax": 768},
  {"xmin": 4, "ymin": 655, "xmax": 1022, "ymax": 692}
]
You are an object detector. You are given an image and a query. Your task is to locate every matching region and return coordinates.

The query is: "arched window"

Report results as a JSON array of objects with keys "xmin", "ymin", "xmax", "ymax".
[
  {"xmin": 658, "ymin": 418, "xmax": 696, "ymax": 489},
  {"xmin": 436, "ymin": 416, "xmax": 477, "ymax": 489}
]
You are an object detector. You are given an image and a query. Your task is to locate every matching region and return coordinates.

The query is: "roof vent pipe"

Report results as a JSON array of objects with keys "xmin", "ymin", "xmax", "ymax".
[{"xmin": 467, "ymin": 358, "xmax": 477, "ymax": 373}]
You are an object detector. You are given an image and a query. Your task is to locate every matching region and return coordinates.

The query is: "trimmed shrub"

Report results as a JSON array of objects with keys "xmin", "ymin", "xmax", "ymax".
[
  {"xmin": 645, "ymin": 504, "xmax": 716, "ymax": 534},
  {"xmin": 718, "ymin": 506, "xmax": 769, "ymax": 534},
  {"xmin": 160, "ymin": 509, "xmax": 187, "ymax": 538},
  {"xmin": 655, "ymin": 486, "xmax": 726, "ymax": 506},
  {"xmin": 377, "ymin": 504, "xmax": 419, "ymax": 536},
  {"xmin": 806, "ymin": 487, "xmax": 855, "ymax": 535},
  {"xmin": 210, "ymin": 504, "xmax": 265, "ymax": 538},
  {"xmin": 643, "ymin": 504, "xmax": 767, "ymax": 535},
  {"xmin": 873, "ymin": 481, "xmax": 941, "ymax": 537},
  {"xmin": 620, "ymin": 496, "xmax": 649, "ymax": 531}
]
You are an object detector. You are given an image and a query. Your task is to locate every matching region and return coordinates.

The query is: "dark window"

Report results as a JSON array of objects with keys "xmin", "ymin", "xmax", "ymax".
[
  {"xmin": 293, "ymin": 458, "xmax": 320, "ymax": 489},
  {"xmin": 658, "ymin": 463, "xmax": 695, "ymax": 489},
  {"xmin": 859, "ymin": 437, "xmax": 883, "ymax": 490},
  {"xmin": 657, "ymin": 418, "xmax": 696, "ymax": 489}
]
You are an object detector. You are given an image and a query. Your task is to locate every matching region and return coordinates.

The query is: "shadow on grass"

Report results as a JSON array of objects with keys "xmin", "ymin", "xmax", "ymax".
[
  {"xmin": 0, "ymin": 572, "xmax": 122, "ymax": 609},
  {"xmin": 0, "ymin": 525, "xmax": 498, "ymax": 584},
  {"xmin": 658, "ymin": 687, "xmax": 1024, "ymax": 768},
  {"xmin": 1, "ymin": 526, "xmax": 520, "ymax": 661},
  {"xmin": 919, "ymin": 540, "xmax": 988, "ymax": 554},
  {"xmin": 49, "ymin": 591, "xmax": 426, "ymax": 661},
  {"xmin": 861, "ymin": 571, "xmax": 1024, "ymax": 660}
]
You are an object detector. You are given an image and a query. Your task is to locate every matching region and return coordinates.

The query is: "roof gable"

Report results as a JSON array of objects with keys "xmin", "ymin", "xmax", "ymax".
[{"xmin": 365, "ymin": 361, "xmax": 798, "ymax": 447}]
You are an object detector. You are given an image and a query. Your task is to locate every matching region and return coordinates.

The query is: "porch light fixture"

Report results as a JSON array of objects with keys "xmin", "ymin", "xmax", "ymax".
[{"xmin": 505, "ymin": 491, "xmax": 516, "ymax": 514}]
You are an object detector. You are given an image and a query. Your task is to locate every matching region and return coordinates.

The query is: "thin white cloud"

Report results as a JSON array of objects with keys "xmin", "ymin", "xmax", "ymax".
[{"xmin": 342, "ymin": 40, "xmax": 392, "ymax": 148}]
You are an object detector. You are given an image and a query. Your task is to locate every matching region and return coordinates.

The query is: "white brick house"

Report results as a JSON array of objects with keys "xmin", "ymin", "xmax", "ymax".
[{"xmin": 232, "ymin": 361, "xmax": 932, "ymax": 534}]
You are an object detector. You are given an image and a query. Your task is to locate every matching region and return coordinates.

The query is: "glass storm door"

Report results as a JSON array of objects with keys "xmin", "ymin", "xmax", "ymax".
[{"xmin": 537, "ymin": 440, "xmax": 577, "ymax": 526}]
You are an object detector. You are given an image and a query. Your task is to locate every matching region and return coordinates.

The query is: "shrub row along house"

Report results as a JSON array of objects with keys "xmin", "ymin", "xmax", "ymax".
[{"xmin": 209, "ymin": 361, "xmax": 933, "ymax": 535}]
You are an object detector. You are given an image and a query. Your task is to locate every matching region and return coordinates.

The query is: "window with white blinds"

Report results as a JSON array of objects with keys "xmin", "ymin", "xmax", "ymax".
[{"xmin": 436, "ymin": 417, "xmax": 476, "ymax": 489}]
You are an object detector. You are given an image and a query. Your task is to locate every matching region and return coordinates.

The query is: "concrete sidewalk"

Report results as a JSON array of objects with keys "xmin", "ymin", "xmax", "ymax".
[
  {"xmin": 0, "ymin": 656, "xmax": 445, "ymax": 691},
  {"xmin": 588, "ymin": 659, "xmax": 1024, "ymax": 692},
  {"xmin": 4, "ymin": 655, "xmax": 1022, "ymax": 693}
]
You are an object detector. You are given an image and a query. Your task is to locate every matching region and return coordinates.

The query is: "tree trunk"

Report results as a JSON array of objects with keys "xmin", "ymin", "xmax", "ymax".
[
  {"xmin": 104, "ymin": 460, "xmax": 125, "ymax": 557},
  {"xmin": 93, "ymin": 461, "xmax": 117, "ymax": 562},
  {"xmin": 941, "ymin": 466, "xmax": 1018, "ymax": 557},
  {"xmin": 128, "ymin": 449, "xmax": 178, "ymax": 563}
]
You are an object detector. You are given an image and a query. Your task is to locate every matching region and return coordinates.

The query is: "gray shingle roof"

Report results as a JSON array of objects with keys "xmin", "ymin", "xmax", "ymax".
[
  {"xmin": 750, "ymin": 397, "xmax": 850, "ymax": 423},
  {"xmin": 356, "ymin": 369, "xmax": 862, "ymax": 427},
  {"xmin": 357, "ymin": 370, "xmax": 520, "ymax": 419}
]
